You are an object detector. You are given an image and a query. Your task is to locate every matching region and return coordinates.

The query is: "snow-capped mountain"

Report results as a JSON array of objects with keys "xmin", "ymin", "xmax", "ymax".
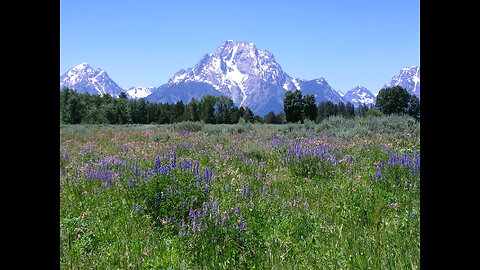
[
  {"xmin": 291, "ymin": 77, "xmax": 344, "ymax": 104},
  {"xmin": 60, "ymin": 44, "xmax": 418, "ymax": 116},
  {"xmin": 146, "ymin": 40, "xmax": 343, "ymax": 115},
  {"xmin": 384, "ymin": 66, "xmax": 420, "ymax": 98},
  {"xmin": 125, "ymin": 86, "xmax": 155, "ymax": 99},
  {"xmin": 60, "ymin": 63, "xmax": 125, "ymax": 97},
  {"xmin": 342, "ymin": 86, "xmax": 376, "ymax": 106}
]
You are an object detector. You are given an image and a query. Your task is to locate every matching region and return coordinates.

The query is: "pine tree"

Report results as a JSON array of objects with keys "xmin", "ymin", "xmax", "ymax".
[
  {"xmin": 345, "ymin": 102, "xmax": 355, "ymax": 117},
  {"xmin": 303, "ymin": 94, "xmax": 317, "ymax": 121},
  {"xmin": 284, "ymin": 90, "xmax": 304, "ymax": 123},
  {"xmin": 199, "ymin": 95, "xmax": 217, "ymax": 124},
  {"xmin": 264, "ymin": 111, "xmax": 277, "ymax": 124},
  {"xmin": 375, "ymin": 86, "xmax": 411, "ymax": 115}
]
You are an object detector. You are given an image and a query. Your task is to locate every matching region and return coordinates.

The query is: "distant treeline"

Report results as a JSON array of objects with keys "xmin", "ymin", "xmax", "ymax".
[
  {"xmin": 60, "ymin": 87, "xmax": 264, "ymax": 125},
  {"xmin": 60, "ymin": 86, "xmax": 415, "ymax": 125}
]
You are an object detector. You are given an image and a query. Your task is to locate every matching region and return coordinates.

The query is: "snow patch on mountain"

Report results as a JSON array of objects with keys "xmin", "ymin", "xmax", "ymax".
[
  {"xmin": 343, "ymin": 86, "xmax": 376, "ymax": 105},
  {"xmin": 384, "ymin": 66, "xmax": 420, "ymax": 98},
  {"xmin": 60, "ymin": 63, "xmax": 125, "ymax": 97},
  {"xmin": 126, "ymin": 86, "xmax": 154, "ymax": 99}
]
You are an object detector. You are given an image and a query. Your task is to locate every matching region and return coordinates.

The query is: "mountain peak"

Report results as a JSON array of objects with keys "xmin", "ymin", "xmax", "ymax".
[
  {"xmin": 72, "ymin": 62, "xmax": 92, "ymax": 70},
  {"xmin": 162, "ymin": 40, "xmax": 292, "ymax": 111},
  {"xmin": 147, "ymin": 40, "xmax": 354, "ymax": 115},
  {"xmin": 60, "ymin": 63, "xmax": 124, "ymax": 97},
  {"xmin": 384, "ymin": 66, "xmax": 420, "ymax": 97},
  {"xmin": 343, "ymin": 86, "xmax": 375, "ymax": 106}
]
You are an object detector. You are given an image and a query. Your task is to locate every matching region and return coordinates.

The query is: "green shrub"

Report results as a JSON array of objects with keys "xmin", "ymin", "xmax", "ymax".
[
  {"xmin": 365, "ymin": 108, "xmax": 384, "ymax": 117},
  {"xmin": 172, "ymin": 121, "xmax": 204, "ymax": 132}
]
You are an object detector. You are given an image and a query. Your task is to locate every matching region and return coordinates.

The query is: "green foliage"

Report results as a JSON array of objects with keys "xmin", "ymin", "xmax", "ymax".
[
  {"xmin": 365, "ymin": 108, "xmax": 384, "ymax": 117},
  {"xmin": 284, "ymin": 89, "xmax": 304, "ymax": 123},
  {"xmin": 375, "ymin": 86, "xmax": 418, "ymax": 117},
  {"xmin": 303, "ymin": 94, "xmax": 317, "ymax": 121},
  {"xmin": 406, "ymin": 94, "xmax": 420, "ymax": 120},
  {"xmin": 59, "ymin": 88, "xmax": 261, "ymax": 125}
]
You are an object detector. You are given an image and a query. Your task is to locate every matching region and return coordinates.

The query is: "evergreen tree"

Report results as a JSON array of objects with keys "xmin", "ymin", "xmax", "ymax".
[
  {"xmin": 345, "ymin": 102, "xmax": 355, "ymax": 117},
  {"xmin": 186, "ymin": 98, "xmax": 200, "ymax": 122},
  {"xmin": 337, "ymin": 102, "xmax": 346, "ymax": 117},
  {"xmin": 406, "ymin": 94, "xmax": 420, "ymax": 120},
  {"xmin": 199, "ymin": 95, "xmax": 217, "ymax": 124},
  {"xmin": 303, "ymin": 94, "xmax": 317, "ymax": 121},
  {"xmin": 229, "ymin": 107, "xmax": 240, "ymax": 124},
  {"xmin": 172, "ymin": 100, "xmax": 185, "ymax": 122},
  {"xmin": 60, "ymin": 87, "xmax": 83, "ymax": 124},
  {"xmin": 375, "ymin": 86, "xmax": 411, "ymax": 115},
  {"xmin": 115, "ymin": 98, "xmax": 132, "ymax": 124},
  {"xmin": 135, "ymin": 98, "xmax": 148, "ymax": 124},
  {"xmin": 243, "ymin": 107, "xmax": 254, "ymax": 123},
  {"xmin": 284, "ymin": 89, "xmax": 304, "ymax": 123},
  {"xmin": 323, "ymin": 101, "xmax": 336, "ymax": 118},
  {"xmin": 356, "ymin": 103, "xmax": 369, "ymax": 116},
  {"xmin": 215, "ymin": 96, "xmax": 234, "ymax": 124},
  {"xmin": 276, "ymin": 111, "xmax": 286, "ymax": 124},
  {"xmin": 263, "ymin": 111, "xmax": 277, "ymax": 124},
  {"xmin": 316, "ymin": 102, "xmax": 326, "ymax": 123}
]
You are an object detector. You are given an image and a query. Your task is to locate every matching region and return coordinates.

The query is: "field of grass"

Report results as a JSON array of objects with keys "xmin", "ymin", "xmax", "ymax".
[{"xmin": 60, "ymin": 115, "xmax": 420, "ymax": 269}]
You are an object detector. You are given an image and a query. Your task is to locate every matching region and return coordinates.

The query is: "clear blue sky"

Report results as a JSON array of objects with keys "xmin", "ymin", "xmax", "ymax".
[{"xmin": 60, "ymin": 0, "xmax": 419, "ymax": 94}]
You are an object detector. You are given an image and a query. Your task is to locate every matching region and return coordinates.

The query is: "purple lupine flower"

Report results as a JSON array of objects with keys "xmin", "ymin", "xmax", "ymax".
[
  {"xmin": 259, "ymin": 186, "xmax": 263, "ymax": 195},
  {"xmin": 132, "ymin": 162, "xmax": 139, "ymax": 176},
  {"xmin": 189, "ymin": 208, "xmax": 196, "ymax": 223},
  {"xmin": 181, "ymin": 159, "xmax": 192, "ymax": 170},
  {"xmin": 193, "ymin": 161, "xmax": 199, "ymax": 174},
  {"xmin": 225, "ymin": 184, "xmax": 231, "ymax": 192},
  {"xmin": 167, "ymin": 186, "xmax": 173, "ymax": 196},
  {"xmin": 240, "ymin": 222, "xmax": 247, "ymax": 231},
  {"xmin": 213, "ymin": 200, "xmax": 219, "ymax": 213},
  {"xmin": 154, "ymin": 156, "xmax": 161, "ymax": 172},
  {"xmin": 180, "ymin": 218, "xmax": 187, "ymax": 230},
  {"xmin": 133, "ymin": 205, "xmax": 142, "ymax": 211}
]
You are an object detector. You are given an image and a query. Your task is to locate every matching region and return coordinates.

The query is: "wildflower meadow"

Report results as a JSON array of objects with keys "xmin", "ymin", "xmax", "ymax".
[{"xmin": 60, "ymin": 115, "xmax": 420, "ymax": 269}]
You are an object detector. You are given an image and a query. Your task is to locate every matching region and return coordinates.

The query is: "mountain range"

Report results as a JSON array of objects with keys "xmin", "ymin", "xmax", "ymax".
[{"xmin": 60, "ymin": 40, "xmax": 419, "ymax": 116}]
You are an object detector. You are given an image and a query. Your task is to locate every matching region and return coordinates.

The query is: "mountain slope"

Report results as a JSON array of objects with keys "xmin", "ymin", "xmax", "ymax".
[
  {"xmin": 125, "ymin": 86, "xmax": 155, "ymax": 99},
  {"xmin": 146, "ymin": 40, "xmax": 343, "ymax": 115},
  {"xmin": 60, "ymin": 45, "xmax": 418, "ymax": 116},
  {"xmin": 60, "ymin": 63, "xmax": 125, "ymax": 97},
  {"xmin": 342, "ymin": 86, "xmax": 376, "ymax": 106},
  {"xmin": 384, "ymin": 66, "xmax": 420, "ymax": 97}
]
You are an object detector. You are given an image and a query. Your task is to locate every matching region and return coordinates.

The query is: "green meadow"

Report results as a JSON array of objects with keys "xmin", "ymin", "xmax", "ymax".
[{"xmin": 60, "ymin": 115, "xmax": 420, "ymax": 269}]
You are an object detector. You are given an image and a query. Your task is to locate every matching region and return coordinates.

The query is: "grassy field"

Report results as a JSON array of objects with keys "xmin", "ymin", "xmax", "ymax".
[{"xmin": 60, "ymin": 115, "xmax": 420, "ymax": 269}]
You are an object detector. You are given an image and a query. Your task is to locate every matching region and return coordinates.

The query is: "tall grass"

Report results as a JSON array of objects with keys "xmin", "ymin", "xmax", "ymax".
[{"xmin": 60, "ymin": 115, "xmax": 420, "ymax": 268}]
